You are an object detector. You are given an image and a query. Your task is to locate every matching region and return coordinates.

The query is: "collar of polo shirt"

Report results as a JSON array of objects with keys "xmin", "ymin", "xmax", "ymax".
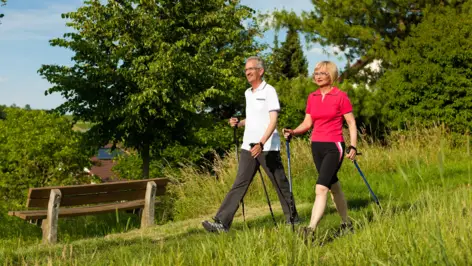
[
  {"xmin": 250, "ymin": 81, "xmax": 267, "ymax": 92},
  {"xmin": 313, "ymin": 87, "xmax": 340, "ymax": 96}
]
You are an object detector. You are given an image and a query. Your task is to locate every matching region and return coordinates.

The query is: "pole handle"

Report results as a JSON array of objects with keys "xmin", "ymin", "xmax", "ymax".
[
  {"xmin": 346, "ymin": 146, "xmax": 362, "ymax": 155},
  {"xmin": 283, "ymin": 127, "xmax": 293, "ymax": 142}
]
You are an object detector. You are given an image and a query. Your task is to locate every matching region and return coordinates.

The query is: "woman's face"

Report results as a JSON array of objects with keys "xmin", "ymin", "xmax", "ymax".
[{"xmin": 312, "ymin": 67, "xmax": 331, "ymax": 87}]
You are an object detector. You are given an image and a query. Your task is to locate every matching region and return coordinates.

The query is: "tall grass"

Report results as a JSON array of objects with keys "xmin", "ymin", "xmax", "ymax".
[{"xmin": 169, "ymin": 125, "xmax": 471, "ymax": 220}]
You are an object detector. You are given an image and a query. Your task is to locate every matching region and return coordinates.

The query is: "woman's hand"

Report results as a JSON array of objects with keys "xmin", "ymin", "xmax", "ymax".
[
  {"xmin": 282, "ymin": 128, "xmax": 294, "ymax": 140},
  {"xmin": 346, "ymin": 146, "xmax": 357, "ymax": 161}
]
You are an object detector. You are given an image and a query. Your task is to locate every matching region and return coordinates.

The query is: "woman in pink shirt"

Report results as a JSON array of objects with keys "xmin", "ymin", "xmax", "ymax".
[{"xmin": 283, "ymin": 61, "xmax": 357, "ymax": 239}]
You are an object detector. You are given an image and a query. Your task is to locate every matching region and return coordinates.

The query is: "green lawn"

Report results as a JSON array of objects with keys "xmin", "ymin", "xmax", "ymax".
[{"xmin": 1, "ymin": 127, "xmax": 471, "ymax": 265}]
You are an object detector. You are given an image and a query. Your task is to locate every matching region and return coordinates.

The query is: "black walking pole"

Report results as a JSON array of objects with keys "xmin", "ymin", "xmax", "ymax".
[
  {"xmin": 285, "ymin": 136, "xmax": 296, "ymax": 232},
  {"xmin": 250, "ymin": 143, "xmax": 277, "ymax": 227},
  {"xmin": 232, "ymin": 116, "xmax": 246, "ymax": 222},
  {"xmin": 346, "ymin": 147, "xmax": 381, "ymax": 207}
]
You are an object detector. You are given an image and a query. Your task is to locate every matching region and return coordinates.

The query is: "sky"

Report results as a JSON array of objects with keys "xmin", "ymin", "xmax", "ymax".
[{"xmin": 0, "ymin": 0, "xmax": 346, "ymax": 110}]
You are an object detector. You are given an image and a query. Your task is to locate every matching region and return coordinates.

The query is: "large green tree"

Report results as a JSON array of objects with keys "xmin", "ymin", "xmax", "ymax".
[
  {"xmin": 268, "ymin": 27, "xmax": 308, "ymax": 81},
  {"xmin": 379, "ymin": 6, "xmax": 472, "ymax": 132},
  {"xmin": 271, "ymin": 0, "xmax": 470, "ymax": 81},
  {"xmin": 0, "ymin": 108, "xmax": 92, "ymax": 203},
  {"xmin": 39, "ymin": 0, "xmax": 262, "ymax": 178}
]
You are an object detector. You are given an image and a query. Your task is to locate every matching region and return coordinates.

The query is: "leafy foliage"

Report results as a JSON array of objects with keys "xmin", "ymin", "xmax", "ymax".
[
  {"xmin": 0, "ymin": 108, "xmax": 92, "ymax": 203},
  {"xmin": 339, "ymin": 81, "xmax": 385, "ymax": 138},
  {"xmin": 379, "ymin": 6, "xmax": 472, "ymax": 132},
  {"xmin": 39, "ymin": 0, "xmax": 263, "ymax": 178},
  {"xmin": 267, "ymin": 27, "xmax": 308, "ymax": 81},
  {"xmin": 270, "ymin": 0, "xmax": 470, "ymax": 80},
  {"xmin": 274, "ymin": 77, "xmax": 315, "ymax": 130}
]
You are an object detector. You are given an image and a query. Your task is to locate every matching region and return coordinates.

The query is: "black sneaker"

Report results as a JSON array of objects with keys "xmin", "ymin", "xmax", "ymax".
[
  {"xmin": 286, "ymin": 216, "xmax": 301, "ymax": 225},
  {"xmin": 202, "ymin": 220, "xmax": 229, "ymax": 233},
  {"xmin": 298, "ymin": 226, "xmax": 315, "ymax": 243},
  {"xmin": 332, "ymin": 222, "xmax": 354, "ymax": 238}
]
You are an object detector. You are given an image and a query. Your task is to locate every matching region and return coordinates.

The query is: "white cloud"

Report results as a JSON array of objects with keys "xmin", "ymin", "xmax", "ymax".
[
  {"xmin": 307, "ymin": 45, "xmax": 349, "ymax": 57},
  {"xmin": 241, "ymin": 0, "xmax": 312, "ymax": 14},
  {"xmin": 0, "ymin": 76, "xmax": 7, "ymax": 83},
  {"xmin": 0, "ymin": 2, "xmax": 82, "ymax": 41}
]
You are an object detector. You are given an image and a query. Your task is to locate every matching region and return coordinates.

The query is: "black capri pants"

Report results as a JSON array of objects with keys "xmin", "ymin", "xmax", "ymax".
[{"xmin": 311, "ymin": 142, "xmax": 345, "ymax": 189}]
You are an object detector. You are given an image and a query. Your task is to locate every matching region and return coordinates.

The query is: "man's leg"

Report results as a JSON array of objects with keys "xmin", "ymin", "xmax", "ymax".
[
  {"xmin": 213, "ymin": 150, "xmax": 258, "ymax": 229},
  {"xmin": 258, "ymin": 151, "xmax": 298, "ymax": 223}
]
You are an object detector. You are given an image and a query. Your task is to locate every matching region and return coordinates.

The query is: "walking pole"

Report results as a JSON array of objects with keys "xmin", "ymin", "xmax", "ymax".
[
  {"xmin": 232, "ymin": 116, "xmax": 246, "ymax": 222},
  {"xmin": 285, "ymin": 137, "xmax": 296, "ymax": 232},
  {"xmin": 346, "ymin": 147, "xmax": 381, "ymax": 207},
  {"xmin": 250, "ymin": 143, "xmax": 277, "ymax": 227}
]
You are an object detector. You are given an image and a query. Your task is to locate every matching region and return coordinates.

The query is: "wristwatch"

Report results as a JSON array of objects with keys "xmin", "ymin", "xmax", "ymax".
[{"xmin": 258, "ymin": 142, "xmax": 264, "ymax": 149}]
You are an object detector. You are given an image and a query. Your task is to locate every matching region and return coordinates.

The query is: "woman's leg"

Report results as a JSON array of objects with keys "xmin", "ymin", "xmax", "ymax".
[
  {"xmin": 308, "ymin": 142, "xmax": 345, "ymax": 230},
  {"xmin": 330, "ymin": 181, "xmax": 349, "ymax": 224},
  {"xmin": 308, "ymin": 184, "xmax": 329, "ymax": 229}
]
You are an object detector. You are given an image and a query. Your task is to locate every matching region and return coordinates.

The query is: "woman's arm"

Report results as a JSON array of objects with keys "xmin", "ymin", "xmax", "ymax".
[
  {"xmin": 283, "ymin": 114, "xmax": 313, "ymax": 139},
  {"xmin": 344, "ymin": 112, "xmax": 357, "ymax": 160},
  {"xmin": 292, "ymin": 114, "xmax": 313, "ymax": 135}
]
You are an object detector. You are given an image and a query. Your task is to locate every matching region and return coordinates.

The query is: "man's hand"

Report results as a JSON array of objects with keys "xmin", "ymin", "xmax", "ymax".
[
  {"xmin": 250, "ymin": 143, "xmax": 263, "ymax": 158},
  {"xmin": 229, "ymin": 117, "xmax": 239, "ymax": 127}
]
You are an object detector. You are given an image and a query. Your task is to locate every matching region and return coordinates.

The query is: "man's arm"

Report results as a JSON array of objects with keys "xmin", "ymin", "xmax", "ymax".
[
  {"xmin": 250, "ymin": 111, "xmax": 278, "ymax": 158},
  {"xmin": 259, "ymin": 111, "xmax": 278, "ymax": 145},
  {"xmin": 229, "ymin": 118, "xmax": 245, "ymax": 127}
]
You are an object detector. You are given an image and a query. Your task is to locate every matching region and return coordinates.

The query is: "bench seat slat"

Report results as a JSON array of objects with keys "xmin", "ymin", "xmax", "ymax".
[
  {"xmin": 28, "ymin": 178, "xmax": 169, "ymax": 199},
  {"xmin": 27, "ymin": 187, "xmax": 166, "ymax": 208},
  {"xmin": 27, "ymin": 178, "xmax": 169, "ymax": 208},
  {"xmin": 8, "ymin": 200, "xmax": 146, "ymax": 220}
]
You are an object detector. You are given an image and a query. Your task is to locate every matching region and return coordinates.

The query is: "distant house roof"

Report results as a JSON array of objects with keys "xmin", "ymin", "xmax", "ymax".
[
  {"xmin": 97, "ymin": 146, "xmax": 124, "ymax": 160},
  {"xmin": 88, "ymin": 145, "xmax": 124, "ymax": 182}
]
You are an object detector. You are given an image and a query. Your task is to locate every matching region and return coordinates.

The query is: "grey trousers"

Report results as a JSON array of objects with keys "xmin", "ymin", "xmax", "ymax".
[{"xmin": 215, "ymin": 149, "xmax": 298, "ymax": 228}]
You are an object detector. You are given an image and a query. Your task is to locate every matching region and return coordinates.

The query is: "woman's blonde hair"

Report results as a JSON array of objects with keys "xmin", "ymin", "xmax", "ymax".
[{"xmin": 314, "ymin": 61, "xmax": 338, "ymax": 84}]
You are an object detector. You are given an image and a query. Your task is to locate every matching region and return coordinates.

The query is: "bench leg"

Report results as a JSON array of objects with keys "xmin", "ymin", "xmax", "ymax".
[
  {"xmin": 42, "ymin": 189, "xmax": 62, "ymax": 245},
  {"xmin": 141, "ymin": 181, "xmax": 156, "ymax": 228}
]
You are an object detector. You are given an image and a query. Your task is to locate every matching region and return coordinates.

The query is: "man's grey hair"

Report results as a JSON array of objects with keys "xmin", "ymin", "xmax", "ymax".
[{"xmin": 246, "ymin": 56, "xmax": 265, "ymax": 70}]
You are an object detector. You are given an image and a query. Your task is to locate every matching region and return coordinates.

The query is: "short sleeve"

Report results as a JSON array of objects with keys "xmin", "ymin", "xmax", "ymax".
[
  {"xmin": 266, "ymin": 86, "xmax": 280, "ymax": 112},
  {"xmin": 339, "ymin": 92, "xmax": 353, "ymax": 115},
  {"xmin": 305, "ymin": 94, "xmax": 313, "ymax": 114}
]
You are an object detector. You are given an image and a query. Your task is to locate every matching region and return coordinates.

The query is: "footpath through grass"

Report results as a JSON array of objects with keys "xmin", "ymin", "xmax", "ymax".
[{"xmin": 1, "ymin": 127, "xmax": 471, "ymax": 265}]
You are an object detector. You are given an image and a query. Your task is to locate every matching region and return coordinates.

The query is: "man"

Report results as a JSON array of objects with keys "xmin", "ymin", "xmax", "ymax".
[{"xmin": 202, "ymin": 56, "xmax": 298, "ymax": 233}]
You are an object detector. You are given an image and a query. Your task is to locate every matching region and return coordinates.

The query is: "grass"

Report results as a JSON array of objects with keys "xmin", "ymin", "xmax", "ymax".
[{"xmin": 0, "ymin": 126, "xmax": 471, "ymax": 265}]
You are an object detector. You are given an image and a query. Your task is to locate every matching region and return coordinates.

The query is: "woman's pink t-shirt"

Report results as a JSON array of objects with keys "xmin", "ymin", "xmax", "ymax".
[{"xmin": 305, "ymin": 87, "xmax": 353, "ymax": 142}]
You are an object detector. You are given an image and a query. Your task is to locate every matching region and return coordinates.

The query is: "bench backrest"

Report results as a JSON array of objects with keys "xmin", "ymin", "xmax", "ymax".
[{"xmin": 27, "ymin": 178, "xmax": 169, "ymax": 208}]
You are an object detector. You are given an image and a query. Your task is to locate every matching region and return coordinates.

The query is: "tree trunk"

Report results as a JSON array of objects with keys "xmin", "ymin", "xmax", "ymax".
[{"xmin": 141, "ymin": 142, "xmax": 150, "ymax": 179}]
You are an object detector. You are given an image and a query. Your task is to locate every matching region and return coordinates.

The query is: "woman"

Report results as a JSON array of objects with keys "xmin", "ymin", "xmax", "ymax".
[{"xmin": 283, "ymin": 61, "xmax": 357, "ymax": 238}]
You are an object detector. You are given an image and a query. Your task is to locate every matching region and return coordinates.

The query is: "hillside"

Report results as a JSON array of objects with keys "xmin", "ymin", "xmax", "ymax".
[{"xmin": 1, "ymin": 127, "xmax": 471, "ymax": 265}]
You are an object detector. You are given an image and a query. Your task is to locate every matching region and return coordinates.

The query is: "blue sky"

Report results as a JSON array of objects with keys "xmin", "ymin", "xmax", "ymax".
[{"xmin": 0, "ymin": 0, "xmax": 346, "ymax": 110}]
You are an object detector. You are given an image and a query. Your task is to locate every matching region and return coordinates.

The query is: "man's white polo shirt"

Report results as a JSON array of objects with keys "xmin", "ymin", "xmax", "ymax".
[{"xmin": 242, "ymin": 81, "xmax": 281, "ymax": 152}]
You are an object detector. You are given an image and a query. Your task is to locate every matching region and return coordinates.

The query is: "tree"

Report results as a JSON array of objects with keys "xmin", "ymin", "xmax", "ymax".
[
  {"xmin": 268, "ymin": 27, "xmax": 308, "ymax": 82},
  {"xmin": 39, "ymin": 0, "xmax": 262, "ymax": 178},
  {"xmin": 379, "ymin": 6, "xmax": 472, "ymax": 132},
  {"xmin": 0, "ymin": 0, "xmax": 6, "ymax": 23},
  {"xmin": 275, "ymin": 77, "xmax": 315, "ymax": 130},
  {"xmin": 270, "ymin": 0, "xmax": 471, "ymax": 81},
  {"xmin": 0, "ymin": 108, "xmax": 92, "ymax": 203}
]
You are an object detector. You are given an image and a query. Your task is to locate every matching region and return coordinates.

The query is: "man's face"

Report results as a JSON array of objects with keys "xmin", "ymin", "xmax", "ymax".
[{"xmin": 245, "ymin": 60, "xmax": 264, "ymax": 83}]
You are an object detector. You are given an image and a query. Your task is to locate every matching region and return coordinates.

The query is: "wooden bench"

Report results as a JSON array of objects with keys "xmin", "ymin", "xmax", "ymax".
[{"xmin": 8, "ymin": 178, "xmax": 169, "ymax": 244}]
